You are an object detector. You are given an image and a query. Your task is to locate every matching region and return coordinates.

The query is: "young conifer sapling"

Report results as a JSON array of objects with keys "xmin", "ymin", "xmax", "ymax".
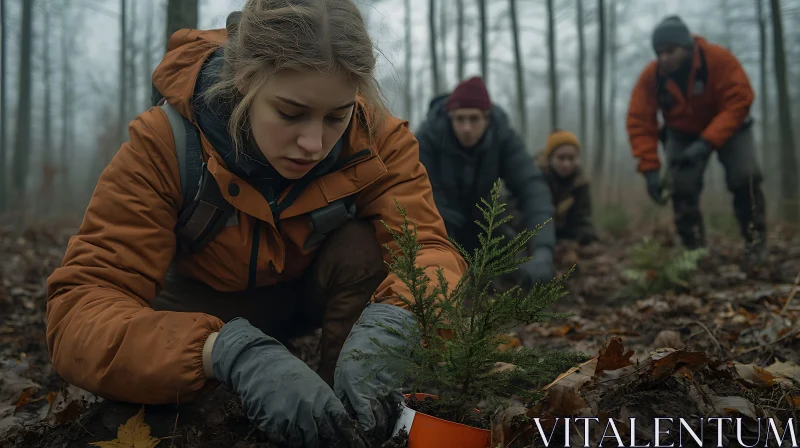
[{"xmin": 348, "ymin": 180, "xmax": 588, "ymax": 429}]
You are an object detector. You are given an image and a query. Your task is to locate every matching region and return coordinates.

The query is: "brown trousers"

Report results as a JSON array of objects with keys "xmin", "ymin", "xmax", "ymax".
[{"xmin": 150, "ymin": 220, "xmax": 388, "ymax": 386}]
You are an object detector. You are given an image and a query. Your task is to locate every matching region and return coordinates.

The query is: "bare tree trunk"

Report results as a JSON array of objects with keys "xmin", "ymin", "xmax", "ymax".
[
  {"xmin": 165, "ymin": 0, "xmax": 199, "ymax": 48},
  {"xmin": 769, "ymin": 0, "xmax": 799, "ymax": 221},
  {"xmin": 607, "ymin": 0, "xmax": 618, "ymax": 200},
  {"xmin": 415, "ymin": 67, "xmax": 426, "ymax": 121},
  {"xmin": 721, "ymin": 0, "xmax": 733, "ymax": 49},
  {"xmin": 576, "ymin": 0, "xmax": 587, "ymax": 143},
  {"xmin": 478, "ymin": 0, "xmax": 488, "ymax": 82},
  {"xmin": 755, "ymin": 0, "xmax": 768, "ymax": 167},
  {"xmin": 118, "ymin": 0, "xmax": 127, "ymax": 146},
  {"xmin": 0, "ymin": 0, "xmax": 7, "ymax": 211},
  {"xmin": 60, "ymin": 0, "xmax": 73, "ymax": 202},
  {"xmin": 127, "ymin": 1, "xmax": 140, "ymax": 119},
  {"xmin": 43, "ymin": 7, "xmax": 53, "ymax": 162},
  {"xmin": 456, "ymin": 0, "xmax": 465, "ymax": 81},
  {"xmin": 39, "ymin": 7, "xmax": 55, "ymax": 217},
  {"xmin": 438, "ymin": 0, "xmax": 448, "ymax": 89},
  {"xmin": 404, "ymin": 0, "xmax": 412, "ymax": 121},
  {"xmin": 509, "ymin": 0, "xmax": 527, "ymax": 139},
  {"xmin": 546, "ymin": 0, "xmax": 558, "ymax": 131},
  {"xmin": 157, "ymin": 0, "xmax": 198, "ymax": 105},
  {"xmin": 12, "ymin": 0, "xmax": 34, "ymax": 208},
  {"xmin": 143, "ymin": 0, "xmax": 154, "ymax": 110},
  {"xmin": 591, "ymin": 0, "xmax": 606, "ymax": 182},
  {"xmin": 429, "ymin": 0, "xmax": 441, "ymax": 95}
]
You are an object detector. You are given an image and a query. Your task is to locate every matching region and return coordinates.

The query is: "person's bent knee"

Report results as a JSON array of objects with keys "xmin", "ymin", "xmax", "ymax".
[
  {"xmin": 313, "ymin": 220, "xmax": 387, "ymax": 287},
  {"xmin": 727, "ymin": 172, "xmax": 763, "ymax": 193}
]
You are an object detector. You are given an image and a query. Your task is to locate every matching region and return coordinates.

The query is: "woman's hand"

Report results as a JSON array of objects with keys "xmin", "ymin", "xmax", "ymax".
[
  {"xmin": 334, "ymin": 303, "xmax": 416, "ymax": 443},
  {"xmin": 211, "ymin": 318, "xmax": 367, "ymax": 448}
]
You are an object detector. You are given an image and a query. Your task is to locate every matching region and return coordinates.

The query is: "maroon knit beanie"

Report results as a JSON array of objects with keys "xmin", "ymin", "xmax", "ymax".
[{"xmin": 446, "ymin": 76, "xmax": 492, "ymax": 112}]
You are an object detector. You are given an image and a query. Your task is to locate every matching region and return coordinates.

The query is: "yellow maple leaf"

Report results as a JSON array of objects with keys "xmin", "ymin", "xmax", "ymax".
[{"xmin": 90, "ymin": 406, "xmax": 161, "ymax": 448}]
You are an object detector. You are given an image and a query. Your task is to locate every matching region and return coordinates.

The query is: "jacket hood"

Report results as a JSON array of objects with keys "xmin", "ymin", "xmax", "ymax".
[{"xmin": 152, "ymin": 29, "xmax": 225, "ymax": 120}]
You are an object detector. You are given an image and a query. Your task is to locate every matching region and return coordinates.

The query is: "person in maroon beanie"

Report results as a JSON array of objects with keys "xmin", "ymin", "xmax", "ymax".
[{"xmin": 416, "ymin": 76, "xmax": 556, "ymax": 287}]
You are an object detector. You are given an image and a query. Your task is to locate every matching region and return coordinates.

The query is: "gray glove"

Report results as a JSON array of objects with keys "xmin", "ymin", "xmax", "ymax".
[
  {"xmin": 212, "ymin": 318, "xmax": 367, "ymax": 448},
  {"xmin": 678, "ymin": 139, "xmax": 712, "ymax": 166},
  {"xmin": 643, "ymin": 170, "xmax": 662, "ymax": 204},
  {"xmin": 334, "ymin": 303, "xmax": 416, "ymax": 443},
  {"xmin": 520, "ymin": 247, "xmax": 554, "ymax": 288}
]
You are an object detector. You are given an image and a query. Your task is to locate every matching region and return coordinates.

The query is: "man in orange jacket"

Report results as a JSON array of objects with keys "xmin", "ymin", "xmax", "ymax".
[{"xmin": 627, "ymin": 16, "xmax": 766, "ymax": 265}]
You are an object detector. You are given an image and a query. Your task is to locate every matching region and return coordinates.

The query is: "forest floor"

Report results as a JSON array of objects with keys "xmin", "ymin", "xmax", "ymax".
[{"xmin": 0, "ymin": 221, "xmax": 798, "ymax": 448}]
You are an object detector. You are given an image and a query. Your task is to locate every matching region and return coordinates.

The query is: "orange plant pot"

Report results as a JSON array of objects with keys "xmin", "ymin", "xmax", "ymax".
[{"xmin": 391, "ymin": 393, "xmax": 491, "ymax": 448}]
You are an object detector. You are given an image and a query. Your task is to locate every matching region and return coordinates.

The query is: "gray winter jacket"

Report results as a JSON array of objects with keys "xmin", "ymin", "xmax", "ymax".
[{"xmin": 415, "ymin": 94, "xmax": 555, "ymax": 253}]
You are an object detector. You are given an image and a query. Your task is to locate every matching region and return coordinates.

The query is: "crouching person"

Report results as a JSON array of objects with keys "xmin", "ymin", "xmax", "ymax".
[
  {"xmin": 536, "ymin": 130, "xmax": 598, "ymax": 246},
  {"xmin": 416, "ymin": 76, "xmax": 556, "ymax": 289},
  {"xmin": 44, "ymin": 2, "xmax": 466, "ymax": 447},
  {"xmin": 627, "ymin": 16, "xmax": 766, "ymax": 265}
]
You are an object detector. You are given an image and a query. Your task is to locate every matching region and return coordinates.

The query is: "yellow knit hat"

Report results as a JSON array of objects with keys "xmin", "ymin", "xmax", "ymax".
[{"xmin": 545, "ymin": 130, "xmax": 581, "ymax": 157}]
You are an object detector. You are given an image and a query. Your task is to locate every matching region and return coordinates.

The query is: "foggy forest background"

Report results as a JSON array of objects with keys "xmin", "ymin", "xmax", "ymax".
[{"xmin": 0, "ymin": 0, "xmax": 798, "ymax": 232}]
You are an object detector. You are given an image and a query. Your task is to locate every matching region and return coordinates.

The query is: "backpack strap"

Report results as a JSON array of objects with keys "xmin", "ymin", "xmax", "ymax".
[
  {"xmin": 303, "ymin": 197, "xmax": 358, "ymax": 250},
  {"xmin": 158, "ymin": 101, "xmax": 235, "ymax": 255}
]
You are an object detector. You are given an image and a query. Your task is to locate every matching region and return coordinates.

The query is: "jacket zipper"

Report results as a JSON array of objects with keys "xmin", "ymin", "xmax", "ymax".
[{"xmin": 244, "ymin": 150, "xmax": 371, "ymax": 289}]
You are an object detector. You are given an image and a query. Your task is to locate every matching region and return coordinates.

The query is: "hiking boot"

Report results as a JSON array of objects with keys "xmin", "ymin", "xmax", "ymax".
[{"xmin": 742, "ymin": 234, "xmax": 767, "ymax": 269}]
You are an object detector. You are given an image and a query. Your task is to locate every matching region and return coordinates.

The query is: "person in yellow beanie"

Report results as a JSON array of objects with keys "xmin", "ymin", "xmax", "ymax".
[{"xmin": 535, "ymin": 130, "xmax": 597, "ymax": 245}]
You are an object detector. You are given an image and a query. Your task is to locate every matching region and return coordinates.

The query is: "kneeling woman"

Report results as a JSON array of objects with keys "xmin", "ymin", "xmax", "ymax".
[
  {"xmin": 536, "ymin": 130, "xmax": 598, "ymax": 245},
  {"xmin": 45, "ymin": 2, "xmax": 465, "ymax": 447}
]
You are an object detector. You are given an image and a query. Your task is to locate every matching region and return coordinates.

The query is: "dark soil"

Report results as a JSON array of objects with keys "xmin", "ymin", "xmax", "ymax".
[
  {"xmin": 380, "ymin": 429, "xmax": 408, "ymax": 448},
  {"xmin": 404, "ymin": 395, "xmax": 491, "ymax": 430}
]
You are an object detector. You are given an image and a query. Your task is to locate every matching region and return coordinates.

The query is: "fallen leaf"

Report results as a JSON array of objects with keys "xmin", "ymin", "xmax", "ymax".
[
  {"xmin": 0, "ymin": 368, "xmax": 41, "ymax": 420},
  {"xmin": 45, "ymin": 384, "xmax": 101, "ymax": 425},
  {"xmin": 544, "ymin": 384, "xmax": 590, "ymax": 415},
  {"xmin": 490, "ymin": 362, "xmax": 518, "ymax": 373},
  {"xmin": 675, "ymin": 295, "xmax": 702, "ymax": 313},
  {"xmin": 544, "ymin": 358, "xmax": 597, "ymax": 392},
  {"xmin": 648, "ymin": 349, "xmax": 708, "ymax": 381},
  {"xmin": 497, "ymin": 334, "xmax": 521, "ymax": 351},
  {"xmin": 674, "ymin": 365, "xmax": 694, "ymax": 381},
  {"xmin": 550, "ymin": 324, "xmax": 574, "ymax": 337},
  {"xmin": 491, "ymin": 405, "xmax": 532, "ymax": 447},
  {"xmin": 734, "ymin": 363, "xmax": 793, "ymax": 388},
  {"xmin": 736, "ymin": 307, "xmax": 759, "ymax": 324},
  {"xmin": 652, "ymin": 330, "xmax": 683, "ymax": 349},
  {"xmin": 711, "ymin": 395, "xmax": 758, "ymax": 420},
  {"xmin": 763, "ymin": 360, "xmax": 800, "ymax": 383},
  {"xmin": 14, "ymin": 386, "xmax": 37, "ymax": 411},
  {"xmin": 89, "ymin": 406, "xmax": 160, "ymax": 448},
  {"xmin": 595, "ymin": 337, "xmax": 634, "ymax": 376}
]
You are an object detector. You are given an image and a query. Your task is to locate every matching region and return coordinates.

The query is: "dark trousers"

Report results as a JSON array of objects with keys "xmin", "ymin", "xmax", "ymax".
[
  {"xmin": 665, "ymin": 125, "xmax": 766, "ymax": 249},
  {"xmin": 447, "ymin": 216, "xmax": 528, "ymax": 291},
  {"xmin": 150, "ymin": 220, "xmax": 388, "ymax": 386}
]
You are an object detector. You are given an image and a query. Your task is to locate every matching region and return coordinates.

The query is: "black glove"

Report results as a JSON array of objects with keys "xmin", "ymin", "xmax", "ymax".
[
  {"xmin": 678, "ymin": 139, "xmax": 712, "ymax": 166},
  {"xmin": 643, "ymin": 170, "xmax": 662, "ymax": 204},
  {"xmin": 334, "ymin": 303, "xmax": 416, "ymax": 443},
  {"xmin": 211, "ymin": 318, "xmax": 367, "ymax": 448}
]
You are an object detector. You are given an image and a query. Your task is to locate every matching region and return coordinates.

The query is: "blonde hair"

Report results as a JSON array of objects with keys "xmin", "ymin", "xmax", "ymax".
[{"xmin": 204, "ymin": 0, "xmax": 389, "ymax": 154}]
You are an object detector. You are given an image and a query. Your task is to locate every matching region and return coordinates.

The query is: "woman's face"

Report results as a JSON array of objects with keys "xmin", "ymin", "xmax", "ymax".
[
  {"xmin": 549, "ymin": 144, "xmax": 580, "ymax": 178},
  {"xmin": 249, "ymin": 70, "xmax": 358, "ymax": 179}
]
